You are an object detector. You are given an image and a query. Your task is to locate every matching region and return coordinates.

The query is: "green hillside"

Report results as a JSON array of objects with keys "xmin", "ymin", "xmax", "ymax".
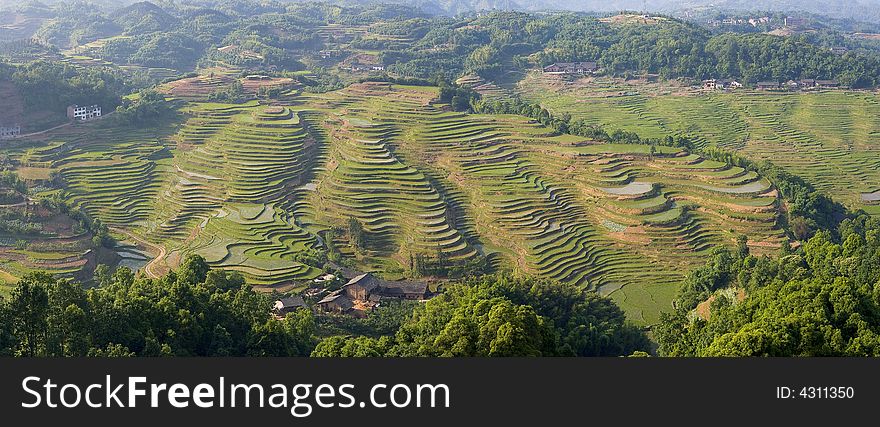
[{"xmin": 517, "ymin": 73, "xmax": 880, "ymax": 216}]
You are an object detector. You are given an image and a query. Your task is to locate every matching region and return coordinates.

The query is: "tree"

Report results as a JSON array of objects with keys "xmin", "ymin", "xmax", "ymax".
[
  {"xmin": 8, "ymin": 273, "xmax": 52, "ymax": 356},
  {"xmin": 347, "ymin": 217, "xmax": 366, "ymax": 251}
]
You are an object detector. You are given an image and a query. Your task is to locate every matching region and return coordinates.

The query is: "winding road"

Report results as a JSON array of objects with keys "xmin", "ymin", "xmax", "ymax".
[{"xmin": 110, "ymin": 227, "xmax": 166, "ymax": 278}]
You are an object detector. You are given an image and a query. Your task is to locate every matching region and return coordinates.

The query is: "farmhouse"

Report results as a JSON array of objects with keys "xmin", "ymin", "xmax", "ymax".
[
  {"xmin": 542, "ymin": 61, "xmax": 598, "ymax": 75},
  {"xmin": 0, "ymin": 125, "xmax": 21, "ymax": 139},
  {"xmin": 342, "ymin": 273, "xmax": 380, "ymax": 300},
  {"xmin": 799, "ymin": 79, "xmax": 816, "ymax": 88},
  {"xmin": 374, "ymin": 280, "xmax": 430, "ymax": 300},
  {"xmin": 66, "ymin": 104, "xmax": 101, "ymax": 121},
  {"xmin": 756, "ymin": 81, "xmax": 779, "ymax": 90},
  {"xmin": 273, "ymin": 296, "xmax": 306, "ymax": 316},
  {"xmin": 702, "ymin": 79, "xmax": 742, "ymax": 90},
  {"xmin": 816, "ymin": 79, "xmax": 839, "ymax": 88},
  {"xmin": 317, "ymin": 291, "xmax": 354, "ymax": 313}
]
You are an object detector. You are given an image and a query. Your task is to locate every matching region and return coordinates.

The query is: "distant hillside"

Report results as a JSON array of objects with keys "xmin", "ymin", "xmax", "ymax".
[
  {"xmin": 301, "ymin": 0, "xmax": 880, "ymax": 23},
  {"xmin": 110, "ymin": 1, "xmax": 179, "ymax": 35}
]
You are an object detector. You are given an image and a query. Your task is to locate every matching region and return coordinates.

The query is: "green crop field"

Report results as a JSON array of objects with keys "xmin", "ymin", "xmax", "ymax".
[
  {"xmin": 8, "ymin": 80, "xmax": 793, "ymax": 324},
  {"xmin": 516, "ymin": 72, "xmax": 880, "ymax": 216}
]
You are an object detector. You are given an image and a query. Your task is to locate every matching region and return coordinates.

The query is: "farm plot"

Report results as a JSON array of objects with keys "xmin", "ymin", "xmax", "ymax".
[
  {"xmin": 152, "ymin": 102, "xmax": 324, "ymax": 285},
  {"xmin": 299, "ymin": 84, "xmax": 478, "ymax": 273},
  {"xmin": 517, "ymin": 73, "xmax": 880, "ymax": 212},
  {"xmin": 184, "ymin": 203, "xmax": 320, "ymax": 292},
  {"xmin": 52, "ymin": 125, "xmax": 171, "ymax": 228},
  {"xmin": 300, "ymin": 83, "xmax": 787, "ymax": 324},
  {"xmin": 0, "ymin": 200, "xmax": 99, "ymax": 290}
]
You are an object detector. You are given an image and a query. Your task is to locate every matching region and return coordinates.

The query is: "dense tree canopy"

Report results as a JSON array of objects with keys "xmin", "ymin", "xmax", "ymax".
[
  {"xmin": 7, "ymin": 60, "xmax": 128, "ymax": 114},
  {"xmin": 0, "ymin": 255, "xmax": 315, "ymax": 357},
  {"xmin": 313, "ymin": 275, "xmax": 649, "ymax": 357},
  {"xmin": 656, "ymin": 215, "xmax": 880, "ymax": 356}
]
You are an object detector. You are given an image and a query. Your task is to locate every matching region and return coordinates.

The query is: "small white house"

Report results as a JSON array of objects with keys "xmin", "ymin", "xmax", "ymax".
[{"xmin": 67, "ymin": 104, "xmax": 102, "ymax": 121}]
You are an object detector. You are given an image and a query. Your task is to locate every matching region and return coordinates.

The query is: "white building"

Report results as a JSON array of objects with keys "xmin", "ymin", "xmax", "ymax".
[
  {"xmin": 67, "ymin": 104, "xmax": 102, "ymax": 121},
  {"xmin": 0, "ymin": 125, "xmax": 21, "ymax": 139}
]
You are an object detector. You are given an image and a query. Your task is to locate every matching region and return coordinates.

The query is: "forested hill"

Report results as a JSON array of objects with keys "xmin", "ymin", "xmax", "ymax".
[{"xmin": 5, "ymin": 1, "xmax": 880, "ymax": 86}]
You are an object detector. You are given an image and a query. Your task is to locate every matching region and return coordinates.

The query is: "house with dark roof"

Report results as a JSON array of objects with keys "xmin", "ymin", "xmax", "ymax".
[
  {"xmin": 815, "ymin": 79, "xmax": 839, "ymax": 88},
  {"xmin": 273, "ymin": 296, "xmax": 306, "ymax": 316},
  {"xmin": 756, "ymin": 81, "xmax": 779, "ymax": 90},
  {"xmin": 375, "ymin": 280, "xmax": 430, "ymax": 300},
  {"xmin": 317, "ymin": 291, "xmax": 354, "ymax": 313},
  {"xmin": 799, "ymin": 79, "xmax": 817, "ymax": 88},
  {"xmin": 316, "ymin": 272, "xmax": 430, "ymax": 314},
  {"xmin": 341, "ymin": 273, "xmax": 380, "ymax": 300}
]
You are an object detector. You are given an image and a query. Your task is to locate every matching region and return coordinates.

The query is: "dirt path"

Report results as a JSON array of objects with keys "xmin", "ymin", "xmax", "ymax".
[
  {"xmin": 18, "ymin": 111, "xmax": 115, "ymax": 139},
  {"xmin": 110, "ymin": 227, "xmax": 166, "ymax": 278},
  {"xmin": 18, "ymin": 121, "xmax": 72, "ymax": 138}
]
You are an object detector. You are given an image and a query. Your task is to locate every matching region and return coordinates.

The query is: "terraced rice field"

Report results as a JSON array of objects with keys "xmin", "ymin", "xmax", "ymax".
[
  {"xmin": 154, "ymin": 103, "xmax": 322, "ymax": 289},
  {"xmin": 13, "ymin": 81, "xmax": 789, "ymax": 323},
  {"xmin": 517, "ymin": 73, "xmax": 880, "ymax": 215},
  {"xmin": 296, "ymin": 83, "xmax": 787, "ymax": 324},
  {"xmin": 18, "ymin": 102, "xmax": 325, "ymax": 291}
]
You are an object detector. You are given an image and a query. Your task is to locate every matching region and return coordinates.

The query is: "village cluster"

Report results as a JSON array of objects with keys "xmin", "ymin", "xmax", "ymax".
[
  {"xmin": 273, "ymin": 273, "xmax": 431, "ymax": 318},
  {"xmin": 703, "ymin": 78, "xmax": 840, "ymax": 91},
  {"xmin": 538, "ymin": 60, "xmax": 841, "ymax": 92}
]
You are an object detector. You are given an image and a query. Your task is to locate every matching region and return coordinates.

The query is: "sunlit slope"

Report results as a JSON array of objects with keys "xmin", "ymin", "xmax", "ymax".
[
  {"xmin": 517, "ymin": 75, "xmax": 880, "ymax": 215},
  {"xmin": 155, "ymin": 102, "xmax": 322, "ymax": 289},
  {"xmin": 299, "ymin": 83, "xmax": 787, "ymax": 324}
]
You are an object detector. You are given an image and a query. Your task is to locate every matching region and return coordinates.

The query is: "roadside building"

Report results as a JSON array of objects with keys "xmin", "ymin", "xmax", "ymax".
[{"xmin": 67, "ymin": 104, "xmax": 101, "ymax": 121}]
